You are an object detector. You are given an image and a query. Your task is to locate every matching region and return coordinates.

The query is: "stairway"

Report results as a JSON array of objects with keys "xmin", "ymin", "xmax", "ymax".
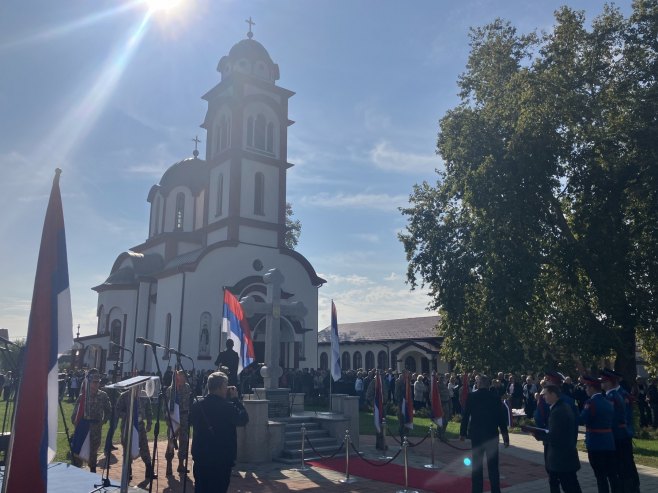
[{"xmin": 277, "ymin": 418, "xmax": 343, "ymax": 464}]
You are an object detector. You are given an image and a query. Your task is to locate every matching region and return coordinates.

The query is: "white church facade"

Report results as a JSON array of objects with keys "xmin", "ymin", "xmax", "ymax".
[{"xmin": 77, "ymin": 29, "xmax": 324, "ymax": 376}]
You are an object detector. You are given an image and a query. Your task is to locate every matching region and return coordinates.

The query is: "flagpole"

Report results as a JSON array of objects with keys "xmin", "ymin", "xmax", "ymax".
[{"xmin": 218, "ymin": 287, "xmax": 226, "ymax": 368}]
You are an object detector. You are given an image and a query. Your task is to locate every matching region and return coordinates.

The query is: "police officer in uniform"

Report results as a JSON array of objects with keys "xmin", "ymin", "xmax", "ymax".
[
  {"xmin": 600, "ymin": 368, "xmax": 640, "ymax": 493},
  {"xmin": 71, "ymin": 370, "xmax": 111, "ymax": 472},
  {"xmin": 579, "ymin": 375, "xmax": 618, "ymax": 493},
  {"xmin": 165, "ymin": 369, "xmax": 191, "ymax": 476},
  {"xmin": 116, "ymin": 387, "xmax": 154, "ymax": 480}
]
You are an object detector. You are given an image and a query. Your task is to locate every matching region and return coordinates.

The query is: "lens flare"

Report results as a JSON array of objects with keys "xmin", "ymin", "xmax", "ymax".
[
  {"xmin": 145, "ymin": 0, "xmax": 183, "ymax": 13},
  {"xmin": 463, "ymin": 457, "xmax": 472, "ymax": 467}
]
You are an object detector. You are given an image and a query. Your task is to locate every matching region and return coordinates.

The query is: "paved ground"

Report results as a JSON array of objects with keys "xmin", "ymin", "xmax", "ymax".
[{"xmin": 92, "ymin": 431, "xmax": 658, "ymax": 493}]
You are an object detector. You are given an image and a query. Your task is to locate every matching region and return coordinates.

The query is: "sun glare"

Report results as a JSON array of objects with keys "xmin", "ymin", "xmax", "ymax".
[{"xmin": 146, "ymin": 0, "xmax": 184, "ymax": 13}]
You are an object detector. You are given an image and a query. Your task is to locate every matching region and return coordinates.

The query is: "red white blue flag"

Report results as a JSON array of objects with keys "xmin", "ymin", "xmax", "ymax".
[
  {"xmin": 430, "ymin": 373, "xmax": 444, "ymax": 427},
  {"xmin": 70, "ymin": 376, "xmax": 91, "ymax": 462},
  {"xmin": 3, "ymin": 169, "xmax": 73, "ymax": 493},
  {"xmin": 330, "ymin": 301, "xmax": 341, "ymax": 382},
  {"xmin": 401, "ymin": 372, "xmax": 414, "ymax": 430},
  {"xmin": 373, "ymin": 372, "xmax": 384, "ymax": 433},
  {"xmin": 221, "ymin": 290, "xmax": 255, "ymax": 374}
]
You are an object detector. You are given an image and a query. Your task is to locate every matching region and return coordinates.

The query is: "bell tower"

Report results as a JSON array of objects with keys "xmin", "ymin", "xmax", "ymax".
[{"xmin": 201, "ymin": 21, "xmax": 295, "ymax": 249}]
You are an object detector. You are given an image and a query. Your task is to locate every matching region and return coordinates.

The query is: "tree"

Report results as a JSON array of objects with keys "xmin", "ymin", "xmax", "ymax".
[
  {"xmin": 400, "ymin": 1, "xmax": 658, "ymax": 378},
  {"xmin": 0, "ymin": 339, "xmax": 25, "ymax": 373},
  {"xmin": 285, "ymin": 202, "xmax": 302, "ymax": 249}
]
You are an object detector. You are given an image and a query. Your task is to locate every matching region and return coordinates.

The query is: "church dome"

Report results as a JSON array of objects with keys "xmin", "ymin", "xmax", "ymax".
[
  {"xmin": 217, "ymin": 37, "xmax": 280, "ymax": 83},
  {"xmin": 158, "ymin": 155, "xmax": 208, "ymax": 194}
]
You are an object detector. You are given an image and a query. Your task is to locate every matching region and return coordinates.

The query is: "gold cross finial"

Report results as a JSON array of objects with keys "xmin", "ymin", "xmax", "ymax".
[{"xmin": 246, "ymin": 17, "xmax": 255, "ymax": 39}]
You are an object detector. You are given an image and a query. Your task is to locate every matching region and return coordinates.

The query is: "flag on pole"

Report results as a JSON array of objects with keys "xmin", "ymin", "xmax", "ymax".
[
  {"xmin": 3, "ymin": 169, "xmax": 73, "ymax": 493},
  {"xmin": 221, "ymin": 290, "xmax": 255, "ymax": 374},
  {"xmin": 401, "ymin": 372, "xmax": 414, "ymax": 430},
  {"xmin": 168, "ymin": 380, "xmax": 180, "ymax": 435},
  {"xmin": 70, "ymin": 377, "xmax": 91, "ymax": 463},
  {"xmin": 430, "ymin": 373, "xmax": 444, "ymax": 427},
  {"xmin": 330, "ymin": 301, "xmax": 341, "ymax": 382},
  {"xmin": 130, "ymin": 398, "xmax": 140, "ymax": 460},
  {"xmin": 373, "ymin": 372, "xmax": 384, "ymax": 433}
]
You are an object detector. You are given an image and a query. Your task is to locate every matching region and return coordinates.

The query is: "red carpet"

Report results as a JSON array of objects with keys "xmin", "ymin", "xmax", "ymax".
[{"xmin": 308, "ymin": 456, "xmax": 501, "ymax": 492}]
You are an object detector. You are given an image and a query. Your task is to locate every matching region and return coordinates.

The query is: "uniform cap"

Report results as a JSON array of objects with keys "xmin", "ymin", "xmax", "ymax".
[
  {"xmin": 599, "ymin": 368, "xmax": 622, "ymax": 382},
  {"xmin": 581, "ymin": 375, "xmax": 601, "ymax": 389},
  {"xmin": 543, "ymin": 370, "xmax": 565, "ymax": 386}
]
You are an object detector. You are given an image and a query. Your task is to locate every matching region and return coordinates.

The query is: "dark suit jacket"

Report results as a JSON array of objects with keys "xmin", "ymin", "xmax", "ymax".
[
  {"xmin": 460, "ymin": 388, "xmax": 510, "ymax": 446},
  {"xmin": 546, "ymin": 398, "xmax": 580, "ymax": 473}
]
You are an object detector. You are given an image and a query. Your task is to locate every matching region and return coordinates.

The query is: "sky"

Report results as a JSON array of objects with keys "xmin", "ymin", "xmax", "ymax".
[{"xmin": 0, "ymin": 0, "xmax": 631, "ymax": 341}]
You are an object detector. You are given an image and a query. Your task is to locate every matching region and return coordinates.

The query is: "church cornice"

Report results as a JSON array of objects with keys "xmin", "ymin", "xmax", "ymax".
[
  {"xmin": 206, "ymin": 146, "xmax": 292, "ymax": 170},
  {"xmin": 201, "ymin": 73, "xmax": 294, "ymax": 103}
]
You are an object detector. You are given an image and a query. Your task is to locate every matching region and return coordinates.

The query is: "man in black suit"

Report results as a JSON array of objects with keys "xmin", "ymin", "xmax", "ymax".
[
  {"xmin": 460, "ymin": 374, "xmax": 510, "ymax": 493},
  {"xmin": 542, "ymin": 384, "xmax": 582, "ymax": 493}
]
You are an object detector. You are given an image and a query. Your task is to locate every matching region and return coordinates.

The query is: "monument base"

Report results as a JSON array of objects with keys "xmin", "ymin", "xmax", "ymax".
[{"xmin": 252, "ymin": 387, "xmax": 291, "ymax": 418}]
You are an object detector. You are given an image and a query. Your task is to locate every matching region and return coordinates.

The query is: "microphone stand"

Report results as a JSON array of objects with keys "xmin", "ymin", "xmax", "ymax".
[
  {"xmin": 94, "ymin": 354, "xmax": 131, "ymax": 492},
  {"xmin": 173, "ymin": 351, "xmax": 198, "ymax": 493},
  {"xmin": 146, "ymin": 344, "xmax": 178, "ymax": 493}
]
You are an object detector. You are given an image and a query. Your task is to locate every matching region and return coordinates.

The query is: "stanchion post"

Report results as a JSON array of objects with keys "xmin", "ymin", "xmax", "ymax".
[
  {"xmin": 340, "ymin": 429, "xmax": 357, "ymax": 484},
  {"xmin": 293, "ymin": 422, "xmax": 310, "ymax": 472},
  {"xmin": 424, "ymin": 425, "xmax": 439, "ymax": 469},
  {"xmin": 396, "ymin": 436, "xmax": 419, "ymax": 493},
  {"xmin": 378, "ymin": 418, "xmax": 393, "ymax": 460}
]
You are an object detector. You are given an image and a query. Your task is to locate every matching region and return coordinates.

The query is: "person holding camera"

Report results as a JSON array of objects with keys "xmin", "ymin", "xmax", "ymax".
[{"xmin": 191, "ymin": 371, "xmax": 249, "ymax": 493}]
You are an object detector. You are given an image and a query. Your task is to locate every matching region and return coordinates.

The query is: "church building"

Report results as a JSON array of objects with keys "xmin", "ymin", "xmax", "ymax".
[{"xmin": 76, "ymin": 27, "xmax": 324, "ymax": 375}]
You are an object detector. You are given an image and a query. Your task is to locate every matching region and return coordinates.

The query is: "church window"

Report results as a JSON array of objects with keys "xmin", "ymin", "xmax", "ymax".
[
  {"xmin": 164, "ymin": 313, "xmax": 171, "ymax": 360},
  {"xmin": 341, "ymin": 351, "xmax": 350, "ymax": 371},
  {"xmin": 421, "ymin": 357, "xmax": 430, "ymax": 374},
  {"xmin": 254, "ymin": 172, "xmax": 265, "ymax": 216},
  {"xmin": 353, "ymin": 351, "xmax": 362, "ymax": 370},
  {"xmin": 219, "ymin": 115, "xmax": 230, "ymax": 151},
  {"xmin": 246, "ymin": 116, "xmax": 254, "ymax": 147},
  {"xmin": 175, "ymin": 193, "xmax": 185, "ymax": 231},
  {"xmin": 365, "ymin": 351, "xmax": 375, "ymax": 370},
  {"xmin": 404, "ymin": 356, "xmax": 416, "ymax": 372},
  {"xmin": 215, "ymin": 174, "xmax": 224, "ymax": 216},
  {"xmin": 266, "ymin": 122, "xmax": 274, "ymax": 153},
  {"xmin": 377, "ymin": 350, "xmax": 387, "ymax": 370},
  {"xmin": 320, "ymin": 352, "xmax": 328, "ymax": 371},
  {"xmin": 199, "ymin": 312, "xmax": 211, "ymax": 358},
  {"xmin": 254, "ymin": 114, "xmax": 266, "ymax": 150},
  {"xmin": 97, "ymin": 305, "xmax": 105, "ymax": 335},
  {"xmin": 109, "ymin": 319, "xmax": 122, "ymax": 360},
  {"xmin": 154, "ymin": 196, "xmax": 161, "ymax": 235}
]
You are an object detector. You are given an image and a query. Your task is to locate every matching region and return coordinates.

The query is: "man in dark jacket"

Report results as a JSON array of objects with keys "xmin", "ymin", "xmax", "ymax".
[
  {"xmin": 191, "ymin": 371, "xmax": 249, "ymax": 493},
  {"xmin": 542, "ymin": 384, "xmax": 582, "ymax": 493},
  {"xmin": 460, "ymin": 375, "xmax": 510, "ymax": 493}
]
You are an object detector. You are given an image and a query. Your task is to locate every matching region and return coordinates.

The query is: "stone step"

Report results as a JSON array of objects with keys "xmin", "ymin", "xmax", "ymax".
[
  {"xmin": 284, "ymin": 429, "xmax": 327, "ymax": 440},
  {"xmin": 280, "ymin": 442, "xmax": 343, "ymax": 460},
  {"xmin": 284, "ymin": 436, "xmax": 337, "ymax": 449},
  {"xmin": 283, "ymin": 422, "xmax": 322, "ymax": 432}
]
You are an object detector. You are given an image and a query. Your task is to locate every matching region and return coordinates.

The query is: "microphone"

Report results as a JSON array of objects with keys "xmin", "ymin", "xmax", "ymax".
[
  {"xmin": 135, "ymin": 337, "xmax": 166, "ymax": 349},
  {"xmin": 169, "ymin": 348, "xmax": 192, "ymax": 360},
  {"xmin": 109, "ymin": 341, "xmax": 133, "ymax": 353}
]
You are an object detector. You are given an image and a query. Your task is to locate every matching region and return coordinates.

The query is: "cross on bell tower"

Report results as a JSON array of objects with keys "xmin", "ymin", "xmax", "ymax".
[{"xmin": 245, "ymin": 17, "xmax": 255, "ymax": 39}]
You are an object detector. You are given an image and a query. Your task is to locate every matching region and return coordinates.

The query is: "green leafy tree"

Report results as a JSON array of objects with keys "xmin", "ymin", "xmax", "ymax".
[
  {"xmin": 400, "ymin": 1, "xmax": 658, "ymax": 378},
  {"xmin": 0, "ymin": 338, "xmax": 25, "ymax": 373},
  {"xmin": 285, "ymin": 202, "xmax": 302, "ymax": 250}
]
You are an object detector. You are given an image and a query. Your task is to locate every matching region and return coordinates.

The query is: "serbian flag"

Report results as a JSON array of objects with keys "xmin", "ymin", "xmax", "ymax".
[
  {"xmin": 373, "ymin": 373, "xmax": 384, "ymax": 433},
  {"xmin": 401, "ymin": 372, "xmax": 414, "ymax": 430},
  {"xmin": 459, "ymin": 373, "xmax": 469, "ymax": 410},
  {"xmin": 3, "ymin": 169, "xmax": 73, "ymax": 493},
  {"xmin": 330, "ymin": 301, "xmax": 341, "ymax": 382},
  {"xmin": 430, "ymin": 373, "xmax": 444, "ymax": 427},
  {"xmin": 70, "ymin": 377, "xmax": 91, "ymax": 463},
  {"xmin": 222, "ymin": 290, "xmax": 255, "ymax": 374}
]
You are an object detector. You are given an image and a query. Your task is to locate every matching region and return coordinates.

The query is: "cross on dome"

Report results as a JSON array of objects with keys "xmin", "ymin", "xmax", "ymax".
[{"xmin": 245, "ymin": 16, "xmax": 255, "ymax": 39}]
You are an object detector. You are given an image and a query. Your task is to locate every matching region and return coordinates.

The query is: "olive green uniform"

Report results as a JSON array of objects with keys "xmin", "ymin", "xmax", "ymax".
[
  {"xmin": 116, "ymin": 391, "xmax": 153, "ymax": 471},
  {"xmin": 71, "ymin": 388, "xmax": 111, "ymax": 470},
  {"xmin": 165, "ymin": 382, "xmax": 191, "ymax": 466}
]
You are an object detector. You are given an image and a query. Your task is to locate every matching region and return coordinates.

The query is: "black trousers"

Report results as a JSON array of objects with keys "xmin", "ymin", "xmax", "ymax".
[
  {"xmin": 588, "ymin": 450, "xmax": 619, "ymax": 493},
  {"xmin": 194, "ymin": 461, "xmax": 232, "ymax": 493},
  {"xmin": 471, "ymin": 439, "xmax": 500, "ymax": 493},
  {"xmin": 548, "ymin": 470, "xmax": 582, "ymax": 493},
  {"xmin": 615, "ymin": 437, "xmax": 640, "ymax": 493}
]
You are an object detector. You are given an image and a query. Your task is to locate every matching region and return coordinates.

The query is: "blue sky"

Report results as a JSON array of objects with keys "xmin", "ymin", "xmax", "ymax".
[{"xmin": 0, "ymin": 0, "xmax": 629, "ymax": 340}]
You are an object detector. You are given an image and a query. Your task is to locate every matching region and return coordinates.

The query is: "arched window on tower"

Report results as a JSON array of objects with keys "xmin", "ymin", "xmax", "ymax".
[
  {"xmin": 320, "ymin": 352, "xmax": 328, "ymax": 370},
  {"xmin": 154, "ymin": 196, "xmax": 161, "ymax": 235},
  {"xmin": 254, "ymin": 172, "xmax": 265, "ymax": 216},
  {"xmin": 266, "ymin": 122, "xmax": 274, "ymax": 153},
  {"xmin": 175, "ymin": 192, "xmax": 185, "ymax": 231},
  {"xmin": 254, "ymin": 114, "xmax": 266, "ymax": 150},
  {"xmin": 164, "ymin": 313, "xmax": 172, "ymax": 360},
  {"xmin": 215, "ymin": 174, "xmax": 224, "ymax": 216},
  {"xmin": 109, "ymin": 319, "xmax": 122, "ymax": 360},
  {"xmin": 246, "ymin": 116, "xmax": 254, "ymax": 147},
  {"xmin": 219, "ymin": 115, "xmax": 230, "ymax": 151}
]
